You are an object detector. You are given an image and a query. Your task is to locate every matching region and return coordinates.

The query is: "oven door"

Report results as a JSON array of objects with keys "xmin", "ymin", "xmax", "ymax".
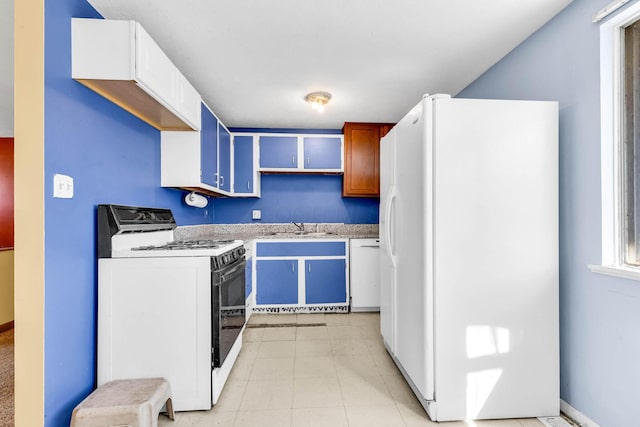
[{"xmin": 212, "ymin": 257, "xmax": 246, "ymax": 367}]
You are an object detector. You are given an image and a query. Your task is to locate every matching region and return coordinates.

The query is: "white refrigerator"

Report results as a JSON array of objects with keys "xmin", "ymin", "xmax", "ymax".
[{"xmin": 379, "ymin": 94, "xmax": 559, "ymax": 422}]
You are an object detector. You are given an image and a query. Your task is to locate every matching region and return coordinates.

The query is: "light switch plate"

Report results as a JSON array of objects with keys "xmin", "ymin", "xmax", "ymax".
[
  {"xmin": 252, "ymin": 209, "xmax": 261, "ymax": 220},
  {"xmin": 53, "ymin": 174, "xmax": 74, "ymax": 199}
]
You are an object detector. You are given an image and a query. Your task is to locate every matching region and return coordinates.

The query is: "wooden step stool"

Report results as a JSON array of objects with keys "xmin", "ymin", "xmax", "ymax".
[{"xmin": 70, "ymin": 378, "xmax": 175, "ymax": 427}]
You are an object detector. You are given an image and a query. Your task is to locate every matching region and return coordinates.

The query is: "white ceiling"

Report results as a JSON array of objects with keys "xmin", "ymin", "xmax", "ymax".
[{"xmin": 94, "ymin": 1, "xmax": 569, "ymax": 129}]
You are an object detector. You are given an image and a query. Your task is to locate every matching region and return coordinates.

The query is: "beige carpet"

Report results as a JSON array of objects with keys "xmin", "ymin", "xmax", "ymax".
[{"xmin": 0, "ymin": 328, "xmax": 14, "ymax": 427}]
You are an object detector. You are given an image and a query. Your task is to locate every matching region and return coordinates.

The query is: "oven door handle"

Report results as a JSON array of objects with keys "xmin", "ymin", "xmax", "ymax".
[{"xmin": 219, "ymin": 260, "xmax": 246, "ymax": 283}]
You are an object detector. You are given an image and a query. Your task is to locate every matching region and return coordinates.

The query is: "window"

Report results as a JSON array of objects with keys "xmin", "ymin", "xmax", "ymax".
[
  {"xmin": 622, "ymin": 19, "xmax": 640, "ymax": 265},
  {"xmin": 591, "ymin": 2, "xmax": 640, "ymax": 279}
]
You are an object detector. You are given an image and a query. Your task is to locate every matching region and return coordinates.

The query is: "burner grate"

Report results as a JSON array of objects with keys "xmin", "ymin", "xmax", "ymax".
[{"xmin": 131, "ymin": 239, "xmax": 237, "ymax": 251}]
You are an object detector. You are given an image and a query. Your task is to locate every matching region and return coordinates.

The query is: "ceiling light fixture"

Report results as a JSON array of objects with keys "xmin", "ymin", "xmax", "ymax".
[{"xmin": 305, "ymin": 91, "xmax": 332, "ymax": 113}]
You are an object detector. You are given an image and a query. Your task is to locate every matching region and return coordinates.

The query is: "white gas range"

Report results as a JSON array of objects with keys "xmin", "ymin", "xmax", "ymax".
[{"xmin": 97, "ymin": 204, "xmax": 246, "ymax": 411}]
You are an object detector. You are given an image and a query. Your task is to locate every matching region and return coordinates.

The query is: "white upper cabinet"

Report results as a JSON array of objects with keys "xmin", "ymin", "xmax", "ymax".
[
  {"xmin": 161, "ymin": 103, "xmax": 233, "ymax": 197},
  {"xmin": 72, "ymin": 18, "xmax": 201, "ymax": 131}
]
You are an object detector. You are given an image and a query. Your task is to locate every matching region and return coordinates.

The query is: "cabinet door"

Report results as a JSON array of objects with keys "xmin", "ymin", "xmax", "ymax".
[
  {"xmin": 256, "ymin": 259, "xmax": 298, "ymax": 304},
  {"xmin": 259, "ymin": 136, "xmax": 298, "ymax": 169},
  {"xmin": 303, "ymin": 137, "xmax": 342, "ymax": 170},
  {"xmin": 245, "ymin": 258, "xmax": 253, "ymax": 298},
  {"xmin": 200, "ymin": 104, "xmax": 218, "ymax": 187},
  {"xmin": 134, "ymin": 23, "xmax": 175, "ymax": 107},
  {"xmin": 305, "ymin": 259, "xmax": 347, "ymax": 304},
  {"xmin": 342, "ymin": 123, "xmax": 379, "ymax": 196},
  {"xmin": 234, "ymin": 135, "xmax": 254, "ymax": 194},
  {"xmin": 174, "ymin": 71, "xmax": 201, "ymax": 130},
  {"xmin": 218, "ymin": 125, "xmax": 231, "ymax": 191}
]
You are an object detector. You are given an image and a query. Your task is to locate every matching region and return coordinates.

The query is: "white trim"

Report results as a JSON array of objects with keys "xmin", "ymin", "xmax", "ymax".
[
  {"xmin": 560, "ymin": 399, "xmax": 602, "ymax": 427},
  {"xmin": 593, "ymin": 0, "xmax": 632, "ymax": 23},
  {"xmin": 588, "ymin": 264, "xmax": 640, "ymax": 281},
  {"xmin": 211, "ymin": 332, "xmax": 242, "ymax": 405},
  {"xmin": 595, "ymin": 2, "xmax": 640, "ymax": 274}
]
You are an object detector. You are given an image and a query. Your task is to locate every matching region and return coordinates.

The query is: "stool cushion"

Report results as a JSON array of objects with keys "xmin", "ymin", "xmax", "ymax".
[{"xmin": 71, "ymin": 378, "xmax": 174, "ymax": 427}]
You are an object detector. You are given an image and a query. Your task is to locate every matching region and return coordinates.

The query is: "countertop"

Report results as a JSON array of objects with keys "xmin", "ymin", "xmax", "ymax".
[{"xmin": 174, "ymin": 223, "xmax": 379, "ymax": 243}]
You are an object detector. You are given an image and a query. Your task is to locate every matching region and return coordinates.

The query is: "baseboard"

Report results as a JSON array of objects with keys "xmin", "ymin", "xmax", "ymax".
[
  {"xmin": 0, "ymin": 320, "xmax": 14, "ymax": 333},
  {"xmin": 561, "ymin": 399, "xmax": 601, "ymax": 427}
]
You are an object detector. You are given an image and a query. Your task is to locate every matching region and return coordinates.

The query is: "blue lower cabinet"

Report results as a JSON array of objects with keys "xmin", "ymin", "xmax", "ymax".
[
  {"xmin": 305, "ymin": 259, "xmax": 347, "ymax": 304},
  {"xmin": 256, "ymin": 259, "xmax": 298, "ymax": 304},
  {"xmin": 245, "ymin": 258, "xmax": 253, "ymax": 297},
  {"xmin": 254, "ymin": 240, "xmax": 348, "ymax": 308}
]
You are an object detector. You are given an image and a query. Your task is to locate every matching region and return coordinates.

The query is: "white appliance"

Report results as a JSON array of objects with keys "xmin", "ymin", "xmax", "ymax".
[
  {"xmin": 380, "ymin": 95, "xmax": 559, "ymax": 422},
  {"xmin": 97, "ymin": 205, "xmax": 246, "ymax": 411},
  {"xmin": 349, "ymin": 238, "xmax": 380, "ymax": 311}
]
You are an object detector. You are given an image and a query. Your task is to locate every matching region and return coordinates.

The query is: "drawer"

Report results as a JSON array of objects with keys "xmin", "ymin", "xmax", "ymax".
[{"xmin": 256, "ymin": 241, "xmax": 346, "ymax": 257}]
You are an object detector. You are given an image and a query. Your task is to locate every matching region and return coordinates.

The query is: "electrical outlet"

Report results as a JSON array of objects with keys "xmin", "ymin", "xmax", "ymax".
[
  {"xmin": 252, "ymin": 209, "xmax": 261, "ymax": 220},
  {"xmin": 53, "ymin": 174, "xmax": 74, "ymax": 199}
]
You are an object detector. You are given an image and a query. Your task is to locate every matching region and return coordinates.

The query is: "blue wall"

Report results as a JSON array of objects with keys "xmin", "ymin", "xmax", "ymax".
[
  {"xmin": 213, "ymin": 174, "xmax": 379, "ymax": 224},
  {"xmin": 459, "ymin": 0, "xmax": 640, "ymax": 425},
  {"xmin": 43, "ymin": 1, "xmax": 212, "ymax": 425}
]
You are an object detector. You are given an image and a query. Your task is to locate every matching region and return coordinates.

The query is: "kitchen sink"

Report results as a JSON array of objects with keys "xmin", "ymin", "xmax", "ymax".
[{"xmin": 265, "ymin": 231, "xmax": 336, "ymax": 236}]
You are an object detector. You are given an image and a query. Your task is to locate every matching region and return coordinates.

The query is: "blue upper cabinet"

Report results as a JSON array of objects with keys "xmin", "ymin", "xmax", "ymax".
[
  {"xmin": 218, "ymin": 124, "xmax": 231, "ymax": 192},
  {"xmin": 303, "ymin": 137, "xmax": 343, "ymax": 170},
  {"xmin": 259, "ymin": 136, "xmax": 298, "ymax": 169},
  {"xmin": 233, "ymin": 135, "xmax": 259, "ymax": 196},
  {"xmin": 257, "ymin": 133, "xmax": 343, "ymax": 173},
  {"xmin": 161, "ymin": 102, "xmax": 237, "ymax": 197},
  {"xmin": 200, "ymin": 103, "xmax": 219, "ymax": 187}
]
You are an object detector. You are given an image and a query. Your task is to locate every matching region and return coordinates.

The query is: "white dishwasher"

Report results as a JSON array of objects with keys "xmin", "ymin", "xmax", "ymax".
[{"xmin": 349, "ymin": 238, "xmax": 380, "ymax": 312}]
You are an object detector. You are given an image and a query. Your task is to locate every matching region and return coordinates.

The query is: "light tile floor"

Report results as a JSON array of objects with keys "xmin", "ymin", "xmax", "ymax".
[{"xmin": 159, "ymin": 313, "xmax": 549, "ymax": 427}]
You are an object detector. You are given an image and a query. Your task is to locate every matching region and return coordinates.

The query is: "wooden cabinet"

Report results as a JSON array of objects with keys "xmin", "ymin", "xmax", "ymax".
[
  {"xmin": 342, "ymin": 122, "xmax": 394, "ymax": 197},
  {"xmin": 71, "ymin": 18, "xmax": 201, "ymax": 131},
  {"xmin": 254, "ymin": 239, "xmax": 349, "ymax": 312}
]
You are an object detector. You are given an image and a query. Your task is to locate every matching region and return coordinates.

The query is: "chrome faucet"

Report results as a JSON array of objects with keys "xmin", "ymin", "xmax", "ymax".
[{"xmin": 292, "ymin": 222, "xmax": 305, "ymax": 232}]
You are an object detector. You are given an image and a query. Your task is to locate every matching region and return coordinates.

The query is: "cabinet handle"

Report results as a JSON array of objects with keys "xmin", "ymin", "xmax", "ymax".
[
  {"xmin": 220, "ymin": 175, "xmax": 224, "ymax": 186},
  {"xmin": 247, "ymin": 180, "xmax": 250, "ymax": 190},
  {"xmin": 292, "ymin": 155, "xmax": 295, "ymax": 166},
  {"xmin": 308, "ymin": 263, "xmax": 311, "ymax": 273},
  {"xmin": 306, "ymin": 156, "xmax": 310, "ymax": 166}
]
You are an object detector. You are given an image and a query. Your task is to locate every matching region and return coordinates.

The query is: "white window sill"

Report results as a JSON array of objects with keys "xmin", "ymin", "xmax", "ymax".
[{"xmin": 588, "ymin": 264, "xmax": 640, "ymax": 281}]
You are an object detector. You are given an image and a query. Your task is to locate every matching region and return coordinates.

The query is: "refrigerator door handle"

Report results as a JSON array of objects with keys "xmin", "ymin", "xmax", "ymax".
[{"xmin": 385, "ymin": 187, "xmax": 398, "ymax": 269}]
